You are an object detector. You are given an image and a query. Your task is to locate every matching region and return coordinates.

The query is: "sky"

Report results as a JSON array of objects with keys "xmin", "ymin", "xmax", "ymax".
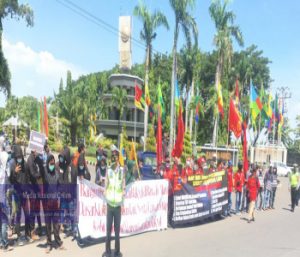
[{"xmin": 1, "ymin": 0, "xmax": 300, "ymax": 129}]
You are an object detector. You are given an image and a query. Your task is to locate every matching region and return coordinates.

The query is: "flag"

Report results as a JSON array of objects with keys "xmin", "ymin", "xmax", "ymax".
[
  {"xmin": 156, "ymin": 105, "xmax": 163, "ymax": 167},
  {"xmin": 172, "ymin": 101, "xmax": 185, "ymax": 158},
  {"xmin": 175, "ymin": 80, "xmax": 180, "ymax": 113},
  {"xmin": 145, "ymin": 82, "xmax": 151, "ymax": 106},
  {"xmin": 217, "ymin": 82, "xmax": 224, "ymax": 119},
  {"xmin": 194, "ymin": 96, "xmax": 200, "ymax": 123},
  {"xmin": 278, "ymin": 99, "xmax": 284, "ymax": 136},
  {"xmin": 119, "ymin": 133, "xmax": 125, "ymax": 167},
  {"xmin": 242, "ymin": 121, "xmax": 249, "ymax": 173},
  {"xmin": 37, "ymin": 103, "xmax": 41, "ymax": 132},
  {"xmin": 157, "ymin": 83, "xmax": 165, "ymax": 119},
  {"xmin": 43, "ymin": 96, "xmax": 49, "ymax": 137},
  {"xmin": 250, "ymin": 83, "xmax": 263, "ymax": 123},
  {"xmin": 130, "ymin": 139, "xmax": 140, "ymax": 178},
  {"xmin": 135, "ymin": 84, "xmax": 144, "ymax": 111},
  {"xmin": 40, "ymin": 100, "xmax": 44, "ymax": 133},
  {"xmin": 229, "ymin": 98, "xmax": 242, "ymax": 138}
]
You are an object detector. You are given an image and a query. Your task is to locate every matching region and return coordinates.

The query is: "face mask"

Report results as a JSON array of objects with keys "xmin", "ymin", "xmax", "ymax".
[
  {"xmin": 49, "ymin": 164, "xmax": 55, "ymax": 172},
  {"xmin": 186, "ymin": 161, "xmax": 191, "ymax": 167},
  {"xmin": 101, "ymin": 165, "xmax": 106, "ymax": 169},
  {"xmin": 59, "ymin": 157, "xmax": 64, "ymax": 163},
  {"xmin": 79, "ymin": 165, "xmax": 84, "ymax": 170},
  {"xmin": 97, "ymin": 156, "xmax": 101, "ymax": 161},
  {"xmin": 8, "ymin": 153, "xmax": 11, "ymax": 160},
  {"xmin": 17, "ymin": 158, "xmax": 22, "ymax": 164}
]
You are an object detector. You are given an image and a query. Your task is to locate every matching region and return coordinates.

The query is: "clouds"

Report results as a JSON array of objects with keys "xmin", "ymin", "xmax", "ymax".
[{"xmin": 1, "ymin": 37, "xmax": 86, "ymax": 105}]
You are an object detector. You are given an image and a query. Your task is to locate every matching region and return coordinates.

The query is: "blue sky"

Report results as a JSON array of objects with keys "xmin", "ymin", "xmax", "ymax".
[{"xmin": 2, "ymin": 0, "xmax": 300, "ymax": 128}]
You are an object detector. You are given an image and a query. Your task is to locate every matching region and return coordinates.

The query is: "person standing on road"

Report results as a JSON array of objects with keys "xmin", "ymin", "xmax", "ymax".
[
  {"xmin": 234, "ymin": 163, "xmax": 245, "ymax": 215},
  {"xmin": 102, "ymin": 149, "xmax": 125, "ymax": 257},
  {"xmin": 247, "ymin": 168, "xmax": 260, "ymax": 223},
  {"xmin": 226, "ymin": 161, "xmax": 234, "ymax": 216},
  {"xmin": 256, "ymin": 168, "xmax": 265, "ymax": 210},
  {"xmin": 270, "ymin": 167, "xmax": 280, "ymax": 209},
  {"xmin": 263, "ymin": 166, "xmax": 273, "ymax": 210},
  {"xmin": 44, "ymin": 154, "xmax": 65, "ymax": 253},
  {"xmin": 288, "ymin": 164, "xmax": 300, "ymax": 212}
]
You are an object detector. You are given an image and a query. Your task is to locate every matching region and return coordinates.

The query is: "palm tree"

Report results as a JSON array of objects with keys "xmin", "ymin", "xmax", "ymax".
[
  {"xmin": 133, "ymin": 1, "xmax": 169, "ymax": 150},
  {"xmin": 169, "ymin": 0, "xmax": 198, "ymax": 157},
  {"xmin": 209, "ymin": 0, "xmax": 244, "ymax": 146},
  {"xmin": 111, "ymin": 86, "xmax": 128, "ymax": 145}
]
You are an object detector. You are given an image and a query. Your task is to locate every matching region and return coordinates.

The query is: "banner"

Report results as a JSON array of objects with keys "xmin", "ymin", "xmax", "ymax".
[
  {"xmin": 28, "ymin": 130, "xmax": 46, "ymax": 154},
  {"xmin": 78, "ymin": 179, "xmax": 168, "ymax": 238},
  {"xmin": 172, "ymin": 170, "xmax": 228, "ymax": 225}
]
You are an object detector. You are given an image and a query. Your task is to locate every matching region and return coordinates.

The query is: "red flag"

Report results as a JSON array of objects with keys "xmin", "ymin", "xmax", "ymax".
[
  {"xmin": 135, "ymin": 84, "xmax": 144, "ymax": 111},
  {"xmin": 228, "ymin": 98, "xmax": 242, "ymax": 138},
  {"xmin": 156, "ymin": 106, "xmax": 162, "ymax": 167},
  {"xmin": 242, "ymin": 121, "xmax": 248, "ymax": 173},
  {"xmin": 172, "ymin": 102, "xmax": 185, "ymax": 158},
  {"xmin": 40, "ymin": 99, "xmax": 44, "ymax": 133},
  {"xmin": 43, "ymin": 96, "xmax": 49, "ymax": 137}
]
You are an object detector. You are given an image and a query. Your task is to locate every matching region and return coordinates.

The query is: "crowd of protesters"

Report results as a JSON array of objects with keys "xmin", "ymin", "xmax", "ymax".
[{"xmin": 0, "ymin": 133, "xmax": 299, "ymax": 254}]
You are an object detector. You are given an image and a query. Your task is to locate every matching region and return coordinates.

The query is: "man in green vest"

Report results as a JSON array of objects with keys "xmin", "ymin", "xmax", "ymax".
[
  {"xmin": 289, "ymin": 164, "xmax": 300, "ymax": 212},
  {"xmin": 102, "ymin": 148, "xmax": 125, "ymax": 257}
]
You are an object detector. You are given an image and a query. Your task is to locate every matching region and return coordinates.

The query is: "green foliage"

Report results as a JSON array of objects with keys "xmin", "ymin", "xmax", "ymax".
[
  {"xmin": 0, "ymin": 0, "xmax": 34, "ymax": 97},
  {"xmin": 182, "ymin": 131, "xmax": 192, "ymax": 163},
  {"xmin": 146, "ymin": 125, "xmax": 156, "ymax": 152}
]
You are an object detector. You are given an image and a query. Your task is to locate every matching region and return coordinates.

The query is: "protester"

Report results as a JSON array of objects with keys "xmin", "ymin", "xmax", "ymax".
[
  {"xmin": 26, "ymin": 150, "xmax": 42, "ymax": 240},
  {"xmin": 263, "ymin": 167, "xmax": 273, "ymax": 210},
  {"xmin": 9, "ymin": 145, "xmax": 31, "ymax": 246},
  {"xmin": 288, "ymin": 164, "xmax": 300, "ymax": 212},
  {"xmin": 234, "ymin": 163, "xmax": 244, "ymax": 215},
  {"xmin": 96, "ymin": 156, "xmax": 107, "ymax": 187},
  {"xmin": 58, "ymin": 146, "xmax": 72, "ymax": 234},
  {"xmin": 270, "ymin": 166, "xmax": 280, "ymax": 209},
  {"xmin": 44, "ymin": 154, "xmax": 65, "ymax": 253},
  {"xmin": 247, "ymin": 168, "xmax": 260, "ymax": 223},
  {"xmin": 102, "ymin": 149, "xmax": 125, "ymax": 257},
  {"xmin": 183, "ymin": 157, "xmax": 193, "ymax": 177},
  {"xmin": 226, "ymin": 161, "xmax": 234, "ymax": 216},
  {"xmin": 0, "ymin": 143, "xmax": 13, "ymax": 251},
  {"xmin": 256, "ymin": 167, "xmax": 265, "ymax": 210},
  {"xmin": 43, "ymin": 144, "xmax": 51, "ymax": 166}
]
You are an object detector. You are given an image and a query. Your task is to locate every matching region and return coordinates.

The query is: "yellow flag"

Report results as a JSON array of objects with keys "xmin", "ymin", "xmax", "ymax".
[{"xmin": 119, "ymin": 133, "xmax": 125, "ymax": 166}]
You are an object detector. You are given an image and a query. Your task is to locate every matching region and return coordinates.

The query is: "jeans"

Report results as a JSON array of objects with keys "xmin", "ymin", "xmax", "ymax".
[
  {"xmin": 235, "ymin": 191, "xmax": 242, "ymax": 213},
  {"xmin": 106, "ymin": 205, "xmax": 121, "ymax": 254},
  {"xmin": 0, "ymin": 203, "xmax": 9, "ymax": 246},
  {"xmin": 270, "ymin": 188, "xmax": 277, "ymax": 208},
  {"xmin": 227, "ymin": 192, "xmax": 232, "ymax": 214},
  {"xmin": 256, "ymin": 188, "xmax": 264, "ymax": 210},
  {"xmin": 264, "ymin": 189, "xmax": 272, "ymax": 209}
]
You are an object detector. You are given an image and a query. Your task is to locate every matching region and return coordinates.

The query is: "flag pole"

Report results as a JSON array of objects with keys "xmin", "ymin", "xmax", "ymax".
[{"xmin": 134, "ymin": 104, "xmax": 137, "ymax": 144}]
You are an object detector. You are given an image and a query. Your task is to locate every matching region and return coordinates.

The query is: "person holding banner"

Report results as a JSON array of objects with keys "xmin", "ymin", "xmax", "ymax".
[
  {"xmin": 102, "ymin": 149, "xmax": 125, "ymax": 257},
  {"xmin": 234, "ymin": 163, "xmax": 245, "ymax": 215}
]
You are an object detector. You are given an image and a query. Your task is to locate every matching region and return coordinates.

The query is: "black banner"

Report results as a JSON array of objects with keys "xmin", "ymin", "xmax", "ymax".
[{"xmin": 172, "ymin": 170, "xmax": 228, "ymax": 225}]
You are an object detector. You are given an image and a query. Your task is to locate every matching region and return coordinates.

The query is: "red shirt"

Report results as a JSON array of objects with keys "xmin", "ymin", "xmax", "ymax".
[
  {"xmin": 247, "ymin": 176, "xmax": 260, "ymax": 201},
  {"xmin": 227, "ymin": 167, "xmax": 234, "ymax": 193},
  {"xmin": 184, "ymin": 167, "xmax": 193, "ymax": 177},
  {"xmin": 234, "ymin": 171, "xmax": 245, "ymax": 192}
]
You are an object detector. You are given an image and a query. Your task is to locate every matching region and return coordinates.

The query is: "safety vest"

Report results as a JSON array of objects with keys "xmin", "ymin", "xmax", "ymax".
[
  {"xmin": 290, "ymin": 172, "xmax": 299, "ymax": 188},
  {"xmin": 106, "ymin": 165, "xmax": 124, "ymax": 207}
]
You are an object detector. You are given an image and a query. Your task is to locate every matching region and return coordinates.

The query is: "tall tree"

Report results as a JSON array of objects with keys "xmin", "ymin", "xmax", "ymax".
[
  {"xmin": 169, "ymin": 0, "xmax": 198, "ymax": 157},
  {"xmin": 209, "ymin": 0, "xmax": 244, "ymax": 146},
  {"xmin": 133, "ymin": 1, "xmax": 169, "ymax": 150},
  {"xmin": 0, "ymin": 0, "xmax": 34, "ymax": 97}
]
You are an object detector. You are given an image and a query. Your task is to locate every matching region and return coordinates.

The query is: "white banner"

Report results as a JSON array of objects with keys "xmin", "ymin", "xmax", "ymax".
[{"xmin": 78, "ymin": 179, "xmax": 169, "ymax": 238}]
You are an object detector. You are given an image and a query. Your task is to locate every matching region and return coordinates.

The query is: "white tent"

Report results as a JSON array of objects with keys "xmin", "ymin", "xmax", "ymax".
[{"xmin": 2, "ymin": 116, "xmax": 28, "ymax": 128}]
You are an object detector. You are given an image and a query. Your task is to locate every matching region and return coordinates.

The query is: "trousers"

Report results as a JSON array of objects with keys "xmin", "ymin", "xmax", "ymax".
[{"xmin": 106, "ymin": 205, "xmax": 121, "ymax": 254}]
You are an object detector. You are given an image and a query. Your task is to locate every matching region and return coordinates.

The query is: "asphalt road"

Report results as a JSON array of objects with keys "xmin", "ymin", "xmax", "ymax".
[{"xmin": 4, "ymin": 170, "xmax": 300, "ymax": 257}]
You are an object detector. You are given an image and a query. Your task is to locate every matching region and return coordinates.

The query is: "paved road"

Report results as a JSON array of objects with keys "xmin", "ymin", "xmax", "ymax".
[{"xmin": 4, "ymin": 175, "xmax": 300, "ymax": 257}]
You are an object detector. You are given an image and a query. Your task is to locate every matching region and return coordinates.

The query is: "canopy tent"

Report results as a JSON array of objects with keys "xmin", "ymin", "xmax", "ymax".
[{"xmin": 2, "ymin": 116, "xmax": 28, "ymax": 128}]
